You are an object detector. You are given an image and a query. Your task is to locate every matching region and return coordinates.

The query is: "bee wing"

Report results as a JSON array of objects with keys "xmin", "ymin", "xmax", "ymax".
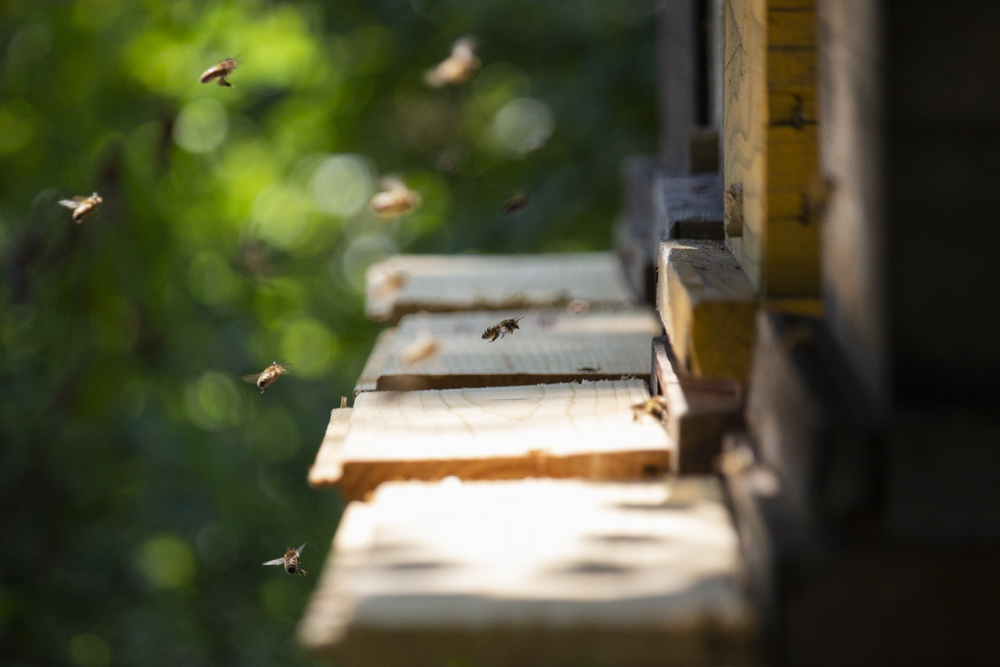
[
  {"xmin": 296, "ymin": 542, "xmax": 307, "ymax": 554},
  {"xmin": 200, "ymin": 68, "xmax": 221, "ymax": 83},
  {"xmin": 242, "ymin": 373, "xmax": 262, "ymax": 383},
  {"xmin": 263, "ymin": 558, "xmax": 285, "ymax": 566},
  {"xmin": 58, "ymin": 199, "xmax": 81, "ymax": 209}
]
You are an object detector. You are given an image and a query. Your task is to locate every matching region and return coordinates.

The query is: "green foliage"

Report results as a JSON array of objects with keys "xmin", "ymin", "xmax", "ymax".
[{"xmin": 0, "ymin": 0, "xmax": 655, "ymax": 664}]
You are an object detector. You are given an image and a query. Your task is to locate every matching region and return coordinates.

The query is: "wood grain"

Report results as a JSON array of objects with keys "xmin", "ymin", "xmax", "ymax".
[
  {"xmin": 658, "ymin": 240, "xmax": 756, "ymax": 381},
  {"xmin": 311, "ymin": 380, "xmax": 674, "ymax": 501},
  {"xmin": 651, "ymin": 336, "xmax": 744, "ymax": 473},
  {"xmin": 352, "ymin": 309, "xmax": 660, "ymax": 394},
  {"xmin": 653, "ymin": 173, "xmax": 725, "ymax": 241},
  {"xmin": 299, "ymin": 477, "xmax": 759, "ymax": 666},
  {"xmin": 724, "ymin": 0, "xmax": 819, "ymax": 297},
  {"xmin": 365, "ymin": 253, "xmax": 635, "ymax": 323}
]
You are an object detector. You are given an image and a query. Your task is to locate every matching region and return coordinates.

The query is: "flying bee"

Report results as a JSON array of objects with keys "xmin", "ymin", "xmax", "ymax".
[
  {"xmin": 423, "ymin": 37, "xmax": 480, "ymax": 87},
  {"xmin": 500, "ymin": 193, "xmax": 529, "ymax": 214},
  {"xmin": 243, "ymin": 361, "xmax": 289, "ymax": 394},
  {"xmin": 370, "ymin": 177, "xmax": 422, "ymax": 218},
  {"xmin": 58, "ymin": 192, "xmax": 103, "ymax": 224},
  {"xmin": 199, "ymin": 58, "xmax": 239, "ymax": 87},
  {"xmin": 631, "ymin": 396, "xmax": 669, "ymax": 423},
  {"xmin": 482, "ymin": 317, "xmax": 522, "ymax": 342},
  {"xmin": 263, "ymin": 543, "xmax": 307, "ymax": 576}
]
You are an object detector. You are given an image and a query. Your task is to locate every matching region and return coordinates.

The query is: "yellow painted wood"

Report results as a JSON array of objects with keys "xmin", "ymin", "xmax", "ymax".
[
  {"xmin": 658, "ymin": 242, "xmax": 757, "ymax": 381},
  {"xmin": 760, "ymin": 297, "xmax": 823, "ymax": 317},
  {"xmin": 724, "ymin": 0, "xmax": 819, "ymax": 298}
]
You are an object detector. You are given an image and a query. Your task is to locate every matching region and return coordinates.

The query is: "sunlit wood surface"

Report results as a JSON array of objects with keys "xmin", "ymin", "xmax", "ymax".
[
  {"xmin": 299, "ymin": 477, "xmax": 758, "ymax": 666},
  {"xmin": 309, "ymin": 380, "xmax": 674, "ymax": 501},
  {"xmin": 354, "ymin": 308, "xmax": 661, "ymax": 393},
  {"xmin": 365, "ymin": 252, "xmax": 636, "ymax": 323}
]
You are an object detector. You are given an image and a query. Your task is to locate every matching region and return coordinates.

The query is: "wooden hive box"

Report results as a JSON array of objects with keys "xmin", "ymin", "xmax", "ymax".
[
  {"xmin": 365, "ymin": 252, "xmax": 636, "ymax": 323},
  {"xmin": 308, "ymin": 380, "xmax": 675, "ymax": 501},
  {"xmin": 299, "ymin": 477, "xmax": 759, "ymax": 667},
  {"xmin": 353, "ymin": 308, "xmax": 661, "ymax": 393}
]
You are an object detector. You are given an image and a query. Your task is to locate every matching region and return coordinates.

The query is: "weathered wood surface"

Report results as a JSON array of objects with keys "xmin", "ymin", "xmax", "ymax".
[
  {"xmin": 651, "ymin": 336, "xmax": 744, "ymax": 473},
  {"xmin": 615, "ymin": 156, "xmax": 673, "ymax": 303},
  {"xmin": 724, "ymin": 0, "xmax": 819, "ymax": 297},
  {"xmin": 308, "ymin": 407, "xmax": 353, "ymax": 488},
  {"xmin": 817, "ymin": 0, "xmax": 886, "ymax": 411},
  {"xmin": 365, "ymin": 253, "xmax": 635, "ymax": 323},
  {"xmin": 353, "ymin": 309, "xmax": 660, "ymax": 394},
  {"xmin": 299, "ymin": 477, "xmax": 758, "ymax": 666},
  {"xmin": 657, "ymin": 240, "xmax": 756, "ymax": 381},
  {"xmin": 310, "ymin": 380, "xmax": 674, "ymax": 501},
  {"xmin": 657, "ymin": 0, "xmax": 700, "ymax": 169},
  {"xmin": 654, "ymin": 172, "xmax": 725, "ymax": 241}
]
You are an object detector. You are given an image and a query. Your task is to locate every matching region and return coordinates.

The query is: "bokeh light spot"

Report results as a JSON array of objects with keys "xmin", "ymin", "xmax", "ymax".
[
  {"xmin": 279, "ymin": 318, "xmax": 337, "ymax": 379},
  {"xmin": 310, "ymin": 154, "xmax": 373, "ymax": 217},
  {"xmin": 184, "ymin": 371, "xmax": 241, "ymax": 430},
  {"xmin": 341, "ymin": 233, "xmax": 398, "ymax": 292},
  {"xmin": 68, "ymin": 633, "xmax": 111, "ymax": 667},
  {"xmin": 173, "ymin": 98, "xmax": 228, "ymax": 153},
  {"xmin": 251, "ymin": 185, "xmax": 313, "ymax": 250},
  {"xmin": 260, "ymin": 577, "xmax": 304, "ymax": 623},
  {"xmin": 490, "ymin": 97, "xmax": 554, "ymax": 155},
  {"xmin": 246, "ymin": 407, "xmax": 301, "ymax": 462},
  {"xmin": 136, "ymin": 534, "xmax": 196, "ymax": 589}
]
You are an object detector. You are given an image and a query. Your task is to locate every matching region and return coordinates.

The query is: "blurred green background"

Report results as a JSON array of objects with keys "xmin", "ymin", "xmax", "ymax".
[{"xmin": 0, "ymin": 0, "xmax": 655, "ymax": 664}]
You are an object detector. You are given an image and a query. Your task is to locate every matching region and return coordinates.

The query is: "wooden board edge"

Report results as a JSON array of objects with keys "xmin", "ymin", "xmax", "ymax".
[
  {"xmin": 354, "ymin": 328, "xmax": 399, "ymax": 395},
  {"xmin": 337, "ymin": 449, "xmax": 674, "ymax": 503},
  {"xmin": 307, "ymin": 407, "xmax": 354, "ymax": 489},
  {"xmin": 375, "ymin": 373, "xmax": 648, "ymax": 392}
]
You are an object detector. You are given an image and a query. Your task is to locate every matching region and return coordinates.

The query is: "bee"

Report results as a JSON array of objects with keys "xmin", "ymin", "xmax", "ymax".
[
  {"xmin": 500, "ymin": 193, "xmax": 529, "ymax": 214},
  {"xmin": 369, "ymin": 267, "xmax": 408, "ymax": 298},
  {"xmin": 566, "ymin": 299, "xmax": 590, "ymax": 315},
  {"xmin": 263, "ymin": 543, "xmax": 307, "ymax": 576},
  {"xmin": 370, "ymin": 177, "xmax": 422, "ymax": 218},
  {"xmin": 631, "ymin": 396, "xmax": 669, "ymax": 423},
  {"xmin": 58, "ymin": 192, "xmax": 103, "ymax": 224},
  {"xmin": 243, "ymin": 361, "xmax": 289, "ymax": 394},
  {"xmin": 199, "ymin": 58, "xmax": 239, "ymax": 87},
  {"xmin": 576, "ymin": 365, "xmax": 602, "ymax": 372},
  {"xmin": 482, "ymin": 317, "xmax": 522, "ymax": 342},
  {"xmin": 424, "ymin": 37, "xmax": 480, "ymax": 87}
]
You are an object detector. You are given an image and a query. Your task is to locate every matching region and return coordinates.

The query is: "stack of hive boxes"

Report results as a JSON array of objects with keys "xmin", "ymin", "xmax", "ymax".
[{"xmin": 297, "ymin": 250, "xmax": 758, "ymax": 666}]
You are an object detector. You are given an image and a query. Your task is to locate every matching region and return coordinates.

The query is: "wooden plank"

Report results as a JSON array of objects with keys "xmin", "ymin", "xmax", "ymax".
[
  {"xmin": 315, "ymin": 380, "xmax": 674, "ymax": 501},
  {"xmin": 657, "ymin": 0, "xmax": 700, "ymax": 168},
  {"xmin": 353, "ymin": 309, "xmax": 660, "ymax": 394},
  {"xmin": 365, "ymin": 253, "xmax": 635, "ymax": 323},
  {"xmin": 299, "ymin": 477, "xmax": 759, "ymax": 666},
  {"xmin": 724, "ymin": 0, "xmax": 819, "ymax": 297},
  {"xmin": 615, "ymin": 156, "xmax": 673, "ymax": 303},
  {"xmin": 308, "ymin": 407, "xmax": 353, "ymax": 488},
  {"xmin": 653, "ymin": 172, "xmax": 725, "ymax": 241},
  {"xmin": 651, "ymin": 336, "xmax": 744, "ymax": 473},
  {"xmin": 657, "ymin": 241, "xmax": 756, "ymax": 381},
  {"xmin": 354, "ymin": 328, "xmax": 399, "ymax": 394},
  {"xmin": 816, "ymin": 0, "xmax": 887, "ymax": 410}
]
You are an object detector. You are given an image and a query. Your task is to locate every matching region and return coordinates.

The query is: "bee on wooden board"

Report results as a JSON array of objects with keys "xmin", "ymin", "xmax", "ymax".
[
  {"xmin": 243, "ymin": 361, "xmax": 289, "ymax": 394},
  {"xmin": 58, "ymin": 192, "xmax": 102, "ymax": 224},
  {"xmin": 263, "ymin": 543, "xmax": 307, "ymax": 576},
  {"xmin": 424, "ymin": 37, "xmax": 480, "ymax": 87},
  {"xmin": 200, "ymin": 58, "xmax": 239, "ymax": 87},
  {"xmin": 370, "ymin": 177, "xmax": 422, "ymax": 218},
  {"xmin": 631, "ymin": 396, "xmax": 669, "ymax": 423},
  {"xmin": 500, "ymin": 193, "xmax": 529, "ymax": 214},
  {"xmin": 401, "ymin": 334, "xmax": 440, "ymax": 366},
  {"xmin": 482, "ymin": 317, "xmax": 523, "ymax": 342}
]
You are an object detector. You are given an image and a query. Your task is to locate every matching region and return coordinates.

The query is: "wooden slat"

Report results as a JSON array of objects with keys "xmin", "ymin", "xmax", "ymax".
[
  {"xmin": 311, "ymin": 380, "xmax": 674, "ymax": 501},
  {"xmin": 658, "ymin": 240, "xmax": 756, "ymax": 381},
  {"xmin": 308, "ymin": 407, "xmax": 353, "ymax": 488},
  {"xmin": 651, "ymin": 336, "xmax": 744, "ymax": 473},
  {"xmin": 654, "ymin": 172, "xmax": 725, "ymax": 240},
  {"xmin": 657, "ymin": 0, "xmax": 699, "ymax": 169},
  {"xmin": 352, "ymin": 309, "xmax": 660, "ymax": 394},
  {"xmin": 299, "ymin": 477, "xmax": 759, "ymax": 666},
  {"xmin": 723, "ymin": 0, "xmax": 819, "ymax": 297},
  {"xmin": 365, "ymin": 253, "xmax": 635, "ymax": 323}
]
